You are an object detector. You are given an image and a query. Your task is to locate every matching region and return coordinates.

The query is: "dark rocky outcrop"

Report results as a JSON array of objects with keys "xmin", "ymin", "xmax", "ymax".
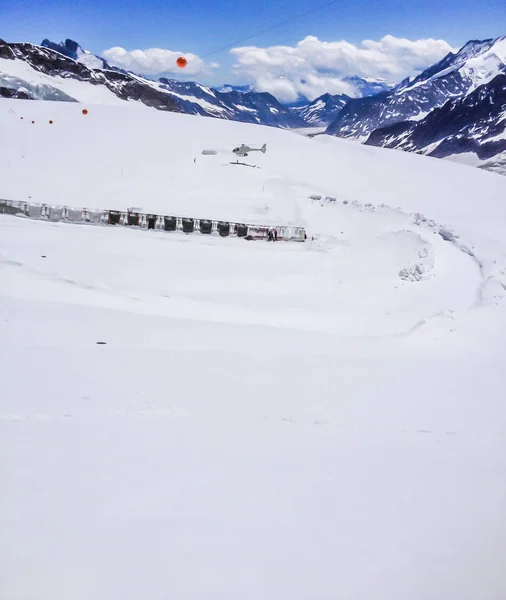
[{"xmin": 0, "ymin": 86, "xmax": 32, "ymax": 99}]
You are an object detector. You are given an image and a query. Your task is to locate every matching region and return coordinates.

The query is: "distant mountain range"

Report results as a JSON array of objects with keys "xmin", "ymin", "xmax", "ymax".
[
  {"xmin": 325, "ymin": 34, "xmax": 506, "ymax": 174},
  {"xmin": 0, "ymin": 35, "xmax": 505, "ymax": 174},
  {"xmin": 326, "ymin": 35, "xmax": 506, "ymax": 139},
  {"xmin": 0, "ymin": 38, "xmax": 392, "ymax": 128}
]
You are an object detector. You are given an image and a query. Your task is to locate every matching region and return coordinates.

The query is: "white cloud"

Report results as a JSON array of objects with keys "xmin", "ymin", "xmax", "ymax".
[
  {"xmin": 230, "ymin": 35, "xmax": 456, "ymax": 102},
  {"xmin": 102, "ymin": 46, "xmax": 216, "ymax": 77}
]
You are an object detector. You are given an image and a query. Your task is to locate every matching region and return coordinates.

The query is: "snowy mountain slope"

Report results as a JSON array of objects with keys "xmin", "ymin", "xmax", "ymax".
[
  {"xmin": 365, "ymin": 74, "xmax": 506, "ymax": 172},
  {"xmin": 326, "ymin": 34, "xmax": 506, "ymax": 140},
  {"xmin": 2, "ymin": 98, "xmax": 506, "ymax": 600},
  {"xmin": 0, "ymin": 40, "xmax": 182, "ymax": 109},
  {"xmin": 292, "ymin": 93, "xmax": 351, "ymax": 126},
  {"xmin": 400, "ymin": 35, "xmax": 506, "ymax": 95},
  {"xmin": 157, "ymin": 77, "xmax": 307, "ymax": 127}
]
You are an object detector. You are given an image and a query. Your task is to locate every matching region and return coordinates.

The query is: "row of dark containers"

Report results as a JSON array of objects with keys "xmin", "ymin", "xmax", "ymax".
[
  {"xmin": 108, "ymin": 211, "xmax": 245, "ymax": 237},
  {"xmin": 0, "ymin": 201, "xmax": 306, "ymax": 241}
]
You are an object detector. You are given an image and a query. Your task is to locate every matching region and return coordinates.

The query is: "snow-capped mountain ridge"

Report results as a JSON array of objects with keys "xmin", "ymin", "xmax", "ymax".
[
  {"xmin": 400, "ymin": 35, "xmax": 506, "ymax": 95},
  {"xmin": 292, "ymin": 93, "xmax": 351, "ymax": 126},
  {"xmin": 326, "ymin": 33, "xmax": 506, "ymax": 141},
  {"xmin": 41, "ymin": 38, "xmax": 111, "ymax": 70},
  {"xmin": 365, "ymin": 74, "xmax": 506, "ymax": 167},
  {"xmin": 325, "ymin": 33, "xmax": 506, "ymax": 174}
]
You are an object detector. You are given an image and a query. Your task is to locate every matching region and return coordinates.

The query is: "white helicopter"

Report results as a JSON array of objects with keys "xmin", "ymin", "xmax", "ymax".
[{"xmin": 232, "ymin": 143, "xmax": 267, "ymax": 157}]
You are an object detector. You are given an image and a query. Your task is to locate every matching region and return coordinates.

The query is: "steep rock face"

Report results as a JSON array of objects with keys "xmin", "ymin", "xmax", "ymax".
[
  {"xmin": 0, "ymin": 39, "xmax": 15, "ymax": 60},
  {"xmin": 3, "ymin": 42, "xmax": 102, "ymax": 79},
  {"xmin": 326, "ymin": 35, "xmax": 506, "ymax": 140},
  {"xmin": 365, "ymin": 74, "xmax": 506, "ymax": 167},
  {"xmin": 41, "ymin": 38, "xmax": 110, "ymax": 69},
  {"xmin": 41, "ymin": 38, "xmax": 83, "ymax": 60}
]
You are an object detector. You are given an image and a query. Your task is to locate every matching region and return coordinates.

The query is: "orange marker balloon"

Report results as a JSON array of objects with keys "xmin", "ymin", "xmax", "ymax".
[
  {"xmin": 176, "ymin": 56, "xmax": 187, "ymax": 68},
  {"xmin": 82, "ymin": 108, "xmax": 88, "ymax": 115}
]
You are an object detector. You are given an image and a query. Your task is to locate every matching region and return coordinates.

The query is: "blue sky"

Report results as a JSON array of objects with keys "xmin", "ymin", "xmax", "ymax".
[{"xmin": 1, "ymin": 0, "xmax": 505, "ymax": 97}]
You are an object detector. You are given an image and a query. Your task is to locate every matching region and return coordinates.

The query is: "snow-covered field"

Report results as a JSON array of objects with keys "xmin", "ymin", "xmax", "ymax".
[{"xmin": 1, "ymin": 98, "xmax": 506, "ymax": 600}]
